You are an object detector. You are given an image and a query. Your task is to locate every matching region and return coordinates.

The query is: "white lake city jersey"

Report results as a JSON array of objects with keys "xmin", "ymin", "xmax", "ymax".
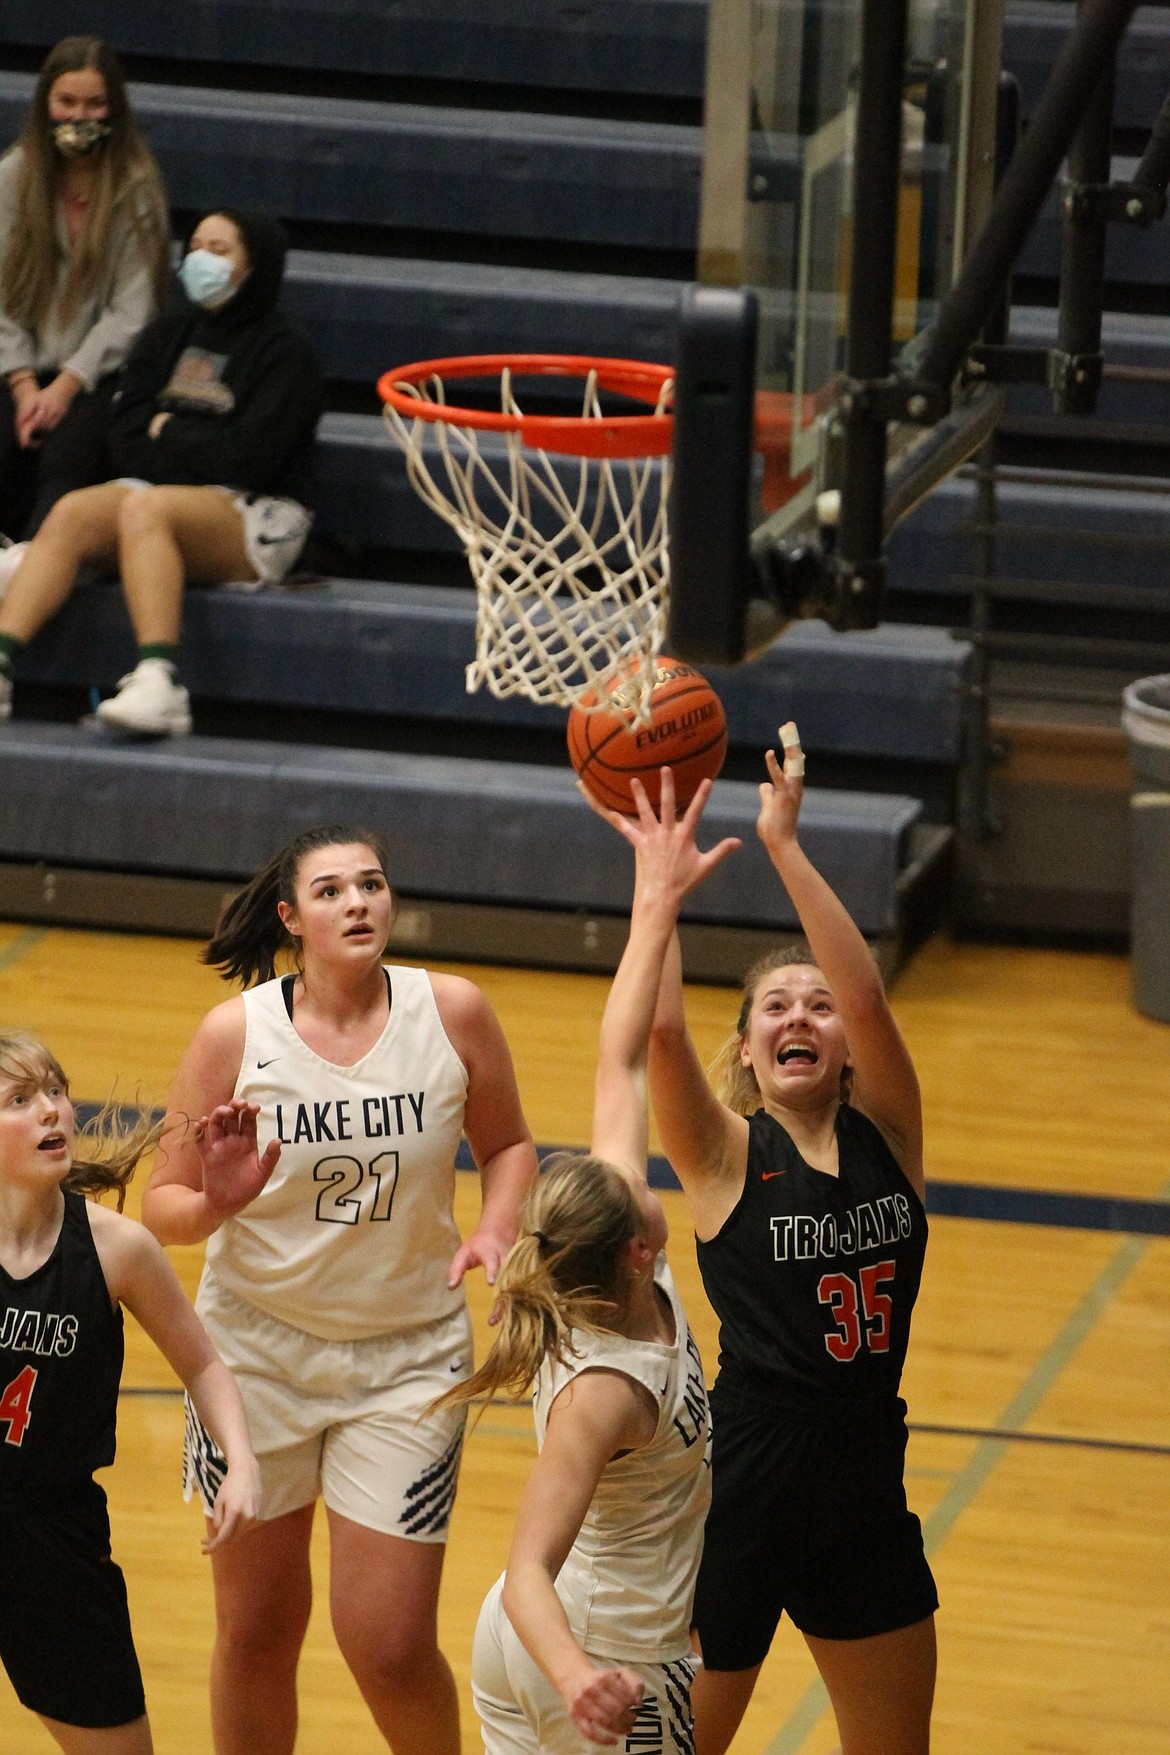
[
  {"xmin": 531, "ymin": 1258, "xmax": 712, "ymax": 1664},
  {"xmin": 204, "ymin": 966, "xmax": 470, "ymax": 1340}
]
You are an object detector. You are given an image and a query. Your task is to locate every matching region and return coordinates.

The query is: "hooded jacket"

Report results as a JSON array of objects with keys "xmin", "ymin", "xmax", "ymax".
[{"xmin": 108, "ymin": 210, "xmax": 323, "ymax": 501}]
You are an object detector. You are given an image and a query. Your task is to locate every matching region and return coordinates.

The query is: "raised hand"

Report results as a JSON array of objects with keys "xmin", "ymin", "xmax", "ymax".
[
  {"xmin": 194, "ymin": 1099, "xmax": 281, "ymax": 1218},
  {"xmin": 583, "ymin": 768, "xmax": 741, "ymax": 908},
  {"xmin": 564, "ymin": 1662, "xmax": 645, "ymax": 1745},
  {"xmin": 756, "ymin": 721, "xmax": 805, "ymax": 859}
]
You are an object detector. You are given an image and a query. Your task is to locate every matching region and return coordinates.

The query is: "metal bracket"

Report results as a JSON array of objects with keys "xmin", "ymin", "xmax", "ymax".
[
  {"xmin": 1062, "ymin": 178, "xmax": 1166, "ymax": 227},
  {"xmin": 966, "ymin": 343, "xmax": 1049, "ymax": 385},
  {"xmin": 746, "ymin": 143, "xmax": 799, "ymax": 204},
  {"xmin": 1047, "ymin": 346, "xmax": 1103, "ymax": 403},
  {"xmin": 838, "ymin": 375, "xmax": 947, "ymax": 425}
]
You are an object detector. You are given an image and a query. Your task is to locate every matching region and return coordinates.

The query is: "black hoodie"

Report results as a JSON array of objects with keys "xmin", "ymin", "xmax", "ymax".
[{"xmin": 108, "ymin": 210, "xmax": 323, "ymax": 501}]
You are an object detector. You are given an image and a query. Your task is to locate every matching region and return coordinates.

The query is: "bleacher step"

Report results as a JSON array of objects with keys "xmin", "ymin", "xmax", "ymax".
[
  {"xmin": 0, "ymin": 723, "xmax": 925, "ymax": 942},
  {"xmin": 20, "ymin": 580, "xmax": 972, "ymax": 767}
]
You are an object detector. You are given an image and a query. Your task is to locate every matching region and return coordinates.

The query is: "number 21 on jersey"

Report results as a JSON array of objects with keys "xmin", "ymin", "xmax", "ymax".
[{"xmin": 314, "ymin": 1150, "xmax": 400, "ymax": 1224}]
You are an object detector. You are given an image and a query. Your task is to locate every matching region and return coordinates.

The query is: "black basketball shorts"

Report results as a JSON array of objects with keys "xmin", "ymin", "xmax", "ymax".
[
  {"xmin": 0, "ymin": 1481, "xmax": 146, "ymax": 1728},
  {"xmin": 692, "ymin": 1380, "xmax": 939, "ymax": 1670}
]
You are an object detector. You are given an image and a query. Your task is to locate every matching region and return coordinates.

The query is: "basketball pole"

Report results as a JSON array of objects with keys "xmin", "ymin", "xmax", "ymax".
[
  {"xmin": 832, "ymin": 0, "xmax": 1142, "ymax": 610},
  {"xmin": 834, "ymin": 0, "xmax": 911, "ymax": 615},
  {"xmin": 915, "ymin": 0, "xmax": 1140, "ymax": 395}
]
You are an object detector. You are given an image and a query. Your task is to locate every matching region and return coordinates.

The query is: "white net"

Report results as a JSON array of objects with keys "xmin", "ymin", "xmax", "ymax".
[{"xmin": 382, "ymin": 364, "xmax": 672, "ymax": 722}]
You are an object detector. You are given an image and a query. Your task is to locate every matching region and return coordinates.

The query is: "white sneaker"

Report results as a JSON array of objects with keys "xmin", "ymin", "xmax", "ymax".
[
  {"xmin": 94, "ymin": 658, "xmax": 192, "ymax": 736},
  {"xmin": 0, "ymin": 540, "xmax": 28, "ymax": 602},
  {"xmin": 0, "ymin": 669, "xmax": 10, "ymax": 720}
]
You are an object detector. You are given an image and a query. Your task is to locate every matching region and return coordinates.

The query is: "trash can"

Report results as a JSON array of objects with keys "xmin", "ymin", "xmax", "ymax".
[{"xmin": 1121, "ymin": 675, "xmax": 1170, "ymax": 1020}]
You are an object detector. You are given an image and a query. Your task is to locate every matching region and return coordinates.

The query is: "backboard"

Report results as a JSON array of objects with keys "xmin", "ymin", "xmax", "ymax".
[{"xmin": 670, "ymin": 0, "xmax": 1004, "ymax": 659}]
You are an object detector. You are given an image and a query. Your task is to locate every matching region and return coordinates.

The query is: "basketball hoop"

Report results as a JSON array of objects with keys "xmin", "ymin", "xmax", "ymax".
[{"xmin": 378, "ymin": 353, "xmax": 674, "ymax": 722}]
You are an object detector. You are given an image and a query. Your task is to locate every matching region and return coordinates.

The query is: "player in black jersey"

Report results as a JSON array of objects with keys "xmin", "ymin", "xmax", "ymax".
[
  {"xmin": 0, "ymin": 1029, "xmax": 261, "ymax": 1754},
  {"xmin": 594, "ymin": 726, "xmax": 937, "ymax": 1755}
]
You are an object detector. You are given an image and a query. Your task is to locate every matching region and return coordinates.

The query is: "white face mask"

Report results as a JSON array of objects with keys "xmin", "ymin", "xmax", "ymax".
[{"xmin": 179, "ymin": 248, "xmax": 237, "ymax": 310}]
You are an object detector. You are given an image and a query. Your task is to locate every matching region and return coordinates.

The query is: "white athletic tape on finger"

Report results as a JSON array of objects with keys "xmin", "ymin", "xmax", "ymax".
[{"xmin": 779, "ymin": 721, "xmax": 804, "ymax": 777}]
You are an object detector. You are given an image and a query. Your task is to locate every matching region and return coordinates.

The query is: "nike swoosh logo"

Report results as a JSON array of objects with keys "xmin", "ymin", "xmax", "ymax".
[
  {"xmin": 761, "ymin": 1170, "xmax": 785, "ymax": 1181},
  {"xmin": 257, "ymin": 1057, "xmax": 280, "ymax": 1069}
]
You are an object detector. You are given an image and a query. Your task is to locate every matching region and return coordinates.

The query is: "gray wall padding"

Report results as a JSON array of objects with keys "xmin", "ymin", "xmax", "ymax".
[
  {"xmin": 0, "ymin": 725, "xmax": 920, "ymax": 934},
  {"xmin": 20, "ymin": 581, "xmax": 970, "ymax": 763}
]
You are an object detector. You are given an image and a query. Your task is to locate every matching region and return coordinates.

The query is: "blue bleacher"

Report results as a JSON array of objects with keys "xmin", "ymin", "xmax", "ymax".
[
  {"xmin": 283, "ymin": 254, "xmax": 679, "ymax": 384},
  {"xmin": 0, "ymin": 76, "xmax": 702, "ymax": 254},
  {"xmin": 887, "ymin": 468, "xmax": 1170, "ymax": 604},
  {"xmin": 0, "ymin": 723, "xmax": 921, "ymax": 937},
  {"xmin": 16, "ymin": 0, "xmax": 1153, "ymax": 957},
  {"xmin": 0, "ymin": 0, "xmax": 708, "ymax": 98},
  {"xmin": 3, "ymin": 0, "xmax": 1168, "ymax": 122},
  {"xmin": 16, "ymin": 579, "xmax": 972, "ymax": 766}
]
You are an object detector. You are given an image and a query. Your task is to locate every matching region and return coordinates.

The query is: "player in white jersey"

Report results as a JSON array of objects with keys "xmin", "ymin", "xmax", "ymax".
[
  {"xmin": 444, "ymin": 771, "xmax": 739, "ymax": 1753},
  {"xmin": 142, "ymin": 823, "xmax": 538, "ymax": 1755}
]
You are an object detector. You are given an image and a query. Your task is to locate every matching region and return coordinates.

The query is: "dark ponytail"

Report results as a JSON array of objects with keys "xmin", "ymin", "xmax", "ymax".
[{"xmin": 203, "ymin": 824, "xmax": 392, "ymax": 988}]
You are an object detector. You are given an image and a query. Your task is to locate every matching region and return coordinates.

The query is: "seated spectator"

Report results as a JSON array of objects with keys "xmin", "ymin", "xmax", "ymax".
[
  {"xmin": 0, "ymin": 209, "xmax": 324, "ymax": 734},
  {"xmin": 0, "ymin": 36, "xmax": 170, "ymax": 552}
]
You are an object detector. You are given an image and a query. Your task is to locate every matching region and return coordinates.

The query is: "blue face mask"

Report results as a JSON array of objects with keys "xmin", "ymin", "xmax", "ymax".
[{"xmin": 179, "ymin": 248, "xmax": 236, "ymax": 310}]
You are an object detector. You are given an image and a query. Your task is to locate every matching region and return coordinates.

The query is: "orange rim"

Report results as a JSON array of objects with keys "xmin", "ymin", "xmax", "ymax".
[
  {"xmin": 377, "ymin": 353, "xmax": 675, "ymax": 459},
  {"xmin": 378, "ymin": 357, "xmax": 827, "ymax": 467}
]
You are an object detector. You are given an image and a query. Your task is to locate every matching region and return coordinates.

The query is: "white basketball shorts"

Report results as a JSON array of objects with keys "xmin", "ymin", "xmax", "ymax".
[
  {"xmin": 183, "ymin": 1273, "xmax": 471, "ymax": 1537},
  {"xmin": 472, "ymin": 1576, "xmax": 698, "ymax": 1755}
]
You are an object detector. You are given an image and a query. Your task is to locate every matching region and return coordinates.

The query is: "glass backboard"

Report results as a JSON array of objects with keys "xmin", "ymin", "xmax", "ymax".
[{"xmin": 696, "ymin": 0, "xmax": 998, "ymax": 550}]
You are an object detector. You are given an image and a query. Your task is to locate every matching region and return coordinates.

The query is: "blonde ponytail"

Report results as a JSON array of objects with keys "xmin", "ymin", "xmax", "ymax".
[{"xmin": 438, "ymin": 1154, "xmax": 640, "ymax": 1412}]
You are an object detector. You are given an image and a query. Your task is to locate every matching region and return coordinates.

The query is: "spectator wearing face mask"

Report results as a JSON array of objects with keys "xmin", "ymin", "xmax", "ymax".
[
  {"xmin": 0, "ymin": 208, "xmax": 323, "ymax": 734},
  {"xmin": 0, "ymin": 36, "xmax": 170, "ymax": 555}
]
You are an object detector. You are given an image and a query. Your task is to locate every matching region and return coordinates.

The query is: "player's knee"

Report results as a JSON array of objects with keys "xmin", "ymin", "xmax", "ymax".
[
  {"xmin": 117, "ymin": 486, "xmax": 168, "ymax": 542},
  {"xmin": 39, "ymin": 489, "xmax": 94, "ymax": 548},
  {"xmin": 332, "ymin": 1608, "xmax": 439, "ymax": 1689},
  {"xmin": 215, "ymin": 1589, "xmax": 310, "ymax": 1664}
]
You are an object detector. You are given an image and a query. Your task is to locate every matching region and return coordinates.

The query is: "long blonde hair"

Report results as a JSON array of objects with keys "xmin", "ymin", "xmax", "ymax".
[
  {"xmin": 711, "ymin": 941, "xmax": 852, "ymax": 1113},
  {"xmin": 0, "ymin": 1030, "xmax": 162, "ymax": 1211},
  {"xmin": 440, "ymin": 1154, "xmax": 641, "ymax": 1411},
  {"xmin": 1, "ymin": 37, "xmax": 171, "ymax": 334}
]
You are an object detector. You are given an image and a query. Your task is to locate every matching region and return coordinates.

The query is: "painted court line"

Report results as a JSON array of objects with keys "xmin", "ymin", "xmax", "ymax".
[
  {"xmin": 763, "ymin": 1225, "xmax": 1158, "ymax": 1755},
  {"xmin": 454, "ymin": 1141, "xmax": 1170, "ymax": 1235},
  {"xmin": 910, "ymin": 1419, "xmax": 1170, "ymax": 1460},
  {"xmin": 0, "ymin": 926, "xmax": 47, "ymax": 973}
]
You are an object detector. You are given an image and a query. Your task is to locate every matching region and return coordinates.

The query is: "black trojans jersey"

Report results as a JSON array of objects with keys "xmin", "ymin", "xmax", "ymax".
[
  {"xmin": 695, "ymin": 1106, "xmax": 927, "ymax": 1405},
  {"xmin": 0, "ymin": 1193, "xmax": 123, "ymax": 1491}
]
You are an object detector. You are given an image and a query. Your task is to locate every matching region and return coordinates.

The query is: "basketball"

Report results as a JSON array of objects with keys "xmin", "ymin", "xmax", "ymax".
[{"xmin": 567, "ymin": 657, "xmax": 728, "ymax": 814}]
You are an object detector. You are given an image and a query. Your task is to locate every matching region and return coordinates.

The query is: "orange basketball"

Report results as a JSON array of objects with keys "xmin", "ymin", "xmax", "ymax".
[{"xmin": 567, "ymin": 657, "xmax": 728, "ymax": 815}]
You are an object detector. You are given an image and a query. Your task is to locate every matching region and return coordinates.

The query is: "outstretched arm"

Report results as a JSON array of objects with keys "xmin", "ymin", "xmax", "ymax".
[
  {"xmin": 431, "ymin": 974, "xmax": 539, "ymax": 1289},
  {"xmin": 759, "ymin": 724, "xmax": 923, "ymax": 1196},
  {"xmin": 91, "ymin": 1208, "xmax": 261, "ymax": 1549},
  {"xmin": 586, "ymin": 773, "xmax": 739, "ymax": 1182}
]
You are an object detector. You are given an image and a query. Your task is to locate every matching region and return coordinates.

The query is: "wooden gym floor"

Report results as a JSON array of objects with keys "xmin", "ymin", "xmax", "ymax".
[{"xmin": 0, "ymin": 919, "xmax": 1166, "ymax": 1754}]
